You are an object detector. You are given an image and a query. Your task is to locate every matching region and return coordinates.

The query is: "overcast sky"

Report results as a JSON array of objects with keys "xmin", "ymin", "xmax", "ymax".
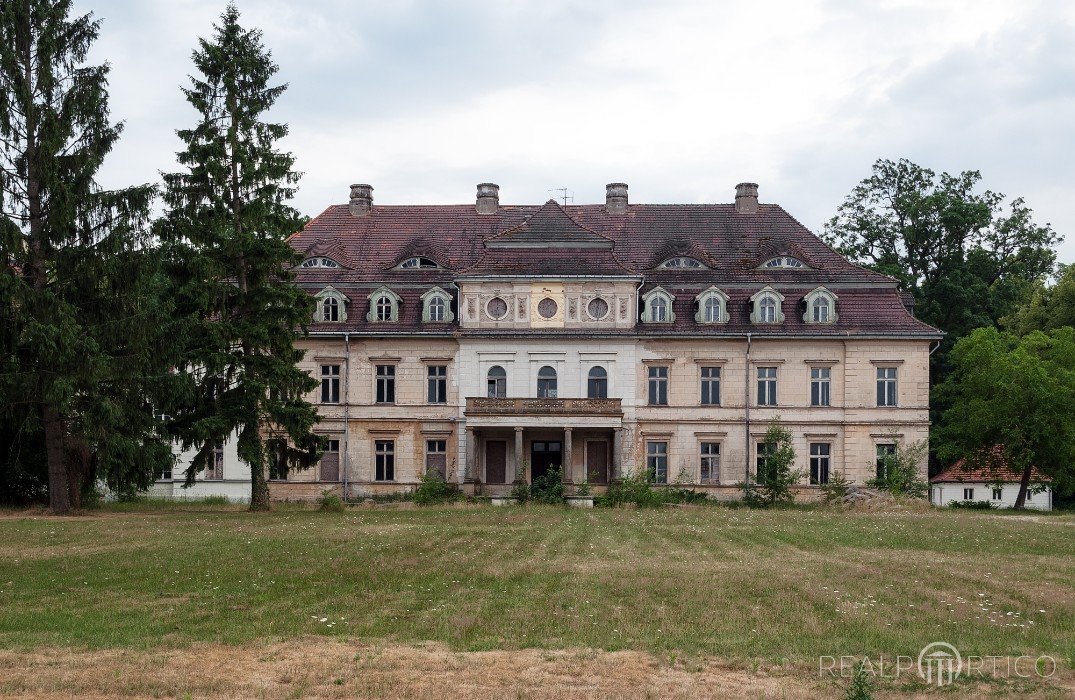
[{"xmin": 82, "ymin": 0, "xmax": 1075, "ymax": 263}]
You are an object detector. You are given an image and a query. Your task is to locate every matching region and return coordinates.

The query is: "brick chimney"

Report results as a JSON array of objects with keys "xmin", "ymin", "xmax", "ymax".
[
  {"xmin": 476, "ymin": 183, "xmax": 499, "ymax": 214},
  {"xmin": 605, "ymin": 182, "xmax": 628, "ymax": 214},
  {"xmin": 349, "ymin": 184, "xmax": 373, "ymax": 216},
  {"xmin": 734, "ymin": 182, "xmax": 759, "ymax": 214}
]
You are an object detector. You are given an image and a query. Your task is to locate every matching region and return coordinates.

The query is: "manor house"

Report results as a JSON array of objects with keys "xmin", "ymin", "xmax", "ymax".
[{"xmin": 248, "ymin": 181, "xmax": 940, "ymax": 501}]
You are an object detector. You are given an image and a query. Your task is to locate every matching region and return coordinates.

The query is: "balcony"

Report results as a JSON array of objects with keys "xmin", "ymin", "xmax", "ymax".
[{"xmin": 465, "ymin": 396, "xmax": 622, "ymax": 416}]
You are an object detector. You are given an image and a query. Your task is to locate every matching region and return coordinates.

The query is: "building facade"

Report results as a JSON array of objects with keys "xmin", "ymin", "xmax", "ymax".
[{"xmin": 268, "ymin": 181, "xmax": 941, "ymax": 501}]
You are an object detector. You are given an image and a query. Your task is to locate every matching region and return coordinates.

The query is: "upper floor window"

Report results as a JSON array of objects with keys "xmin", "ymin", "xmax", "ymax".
[
  {"xmin": 810, "ymin": 367, "xmax": 831, "ymax": 406},
  {"xmin": 647, "ymin": 366, "xmax": 669, "ymax": 406},
  {"xmin": 876, "ymin": 367, "xmax": 898, "ymax": 406},
  {"xmin": 300, "ymin": 256, "xmax": 340, "ymax": 269},
  {"xmin": 757, "ymin": 366, "xmax": 777, "ymax": 406},
  {"xmin": 658, "ymin": 257, "xmax": 705, "ymax": 269},
  {"xmin": 421, "ymin": 287, "xmax": 454, "ymax": 323},
  {"xmin": 803, "ymin": 287, "xmax": 837, "ymax": 324},
  {"xmin": 366, "ymin": 287, "xmax": 401, "ymax": 323},
  {"xmin": 375, "ymin": 364, "xmax": 396, "ymax": 404},
  {"xmin": 320, "ymin": 364, "xmax": 340, "ymax": 404},
  {"xmin": 537, "ymin": 365, "xmax": 557, "ymax": 398},
  {"xmin": 642, "ymin": 287, "xmax": 675, "ymax": 323},
  {"xmin": 398, "ymin": 256, "xmax": 440, "ymax": 269},
  {"xmin": 314, "ymin": 287, "xmax": 348, "ymax": 323},
  {"xmin": 763, "ymin": 256, "xmax": 804, "ymax": 269},
  {"xmin": 427, "ymin": 365, "xmax": 447, "ymax": 404},
  {"xmin": 587, "ymin": 366, "xmax": 608, "ymax": 399},
  {"xmin": 695, "ymin": 287, "xmax": 729, "ymax": 324},
  {"xmin": 750, "ymin": 287, "xmax": 785, "ymax": 324},
  {"xmin": 487, "ymin": 366, "xmax": 506, "ymax": 398},
  {"xmin": 700, "ymin": 366, "xmax": 720, "ymax": 405}
]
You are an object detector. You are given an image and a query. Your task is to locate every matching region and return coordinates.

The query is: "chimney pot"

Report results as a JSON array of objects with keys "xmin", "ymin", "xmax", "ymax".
[
  {"xmin": 349, "ymin": 184, "xmax": 373, "ymax": 216},
  {"xmin": 734, "ymin": 182, "xmax": 758, "ymax": 214},
  {"xmin": 476, "ymin": 182, "xmax": 499, "ymax": 214},
  {"xmin": 605, "ymin": 182, "xmax": 628, "ymax": 214}
]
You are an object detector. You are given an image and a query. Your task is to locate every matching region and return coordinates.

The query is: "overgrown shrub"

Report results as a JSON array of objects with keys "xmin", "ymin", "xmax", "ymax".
[
  {"xmin": 413, "ymin": 472, "xmax": 461, "ymax": 506},
  {"xmin": 821, "ymin": 471, "xmax": 853, "ymax": 503},
  {"xmin": 867, "ymin": 440, "xmax": 928, "ymax": 499},
  {"xmin": 743, "ymin": 420, "xmax": 803, "ymax": 507},
  {"xmin": 575, "ymin": 482, "xmax": 591, "ymax": 498},
  {"xmin": 529, "ymin": 466, "xmax": 564, "ymax": 504},
  {"xmin": 202, "ymin": 494, "xmax": 229, "ymax": 506},
  {"xmin": 595, "ymin": 468, "xmax": 664, "ymax": 508},
  {"xmin": 317, "ymin": 489, "xmax": 345, "ymax": 512},
  {"xmin": 509, "ymin": 479, "xmax": 531, "ymax": 503},
  {"xmin": 948, "ymin": 499, "xmax": 996, "ymax": 510},
  {"xmin": 844, "ymin": 660, "xmax": 875, "ymax": 700},
  {"xmin": 663, "ymin": 486, "xmax": 708, "ymax": 504}
]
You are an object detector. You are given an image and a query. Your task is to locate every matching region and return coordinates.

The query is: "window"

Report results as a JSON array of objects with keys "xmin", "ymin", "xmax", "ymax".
[
  {"xmin": 875, "ymin": 444, "xmax": 896, "ymax": 480},
  {"xmin": 750, "ymin": 287, "xmax": 785, "ymax": 324},
  {"xmin": 648, "ymin": 366, "xmax": 669, "ymax": 405},
  {"xmin": 537, "ymin": 297, "xmax": 558, "ymax": 319},
  {"xmin": 321, "ymin": 364, "xmax": 340, "ymax": 404},
  {"xmin": 322, "ymin": 296, "xmax": 339, "ymax": 322},
  {"xmin": 420, "ymin": 287, "xmax": 454, "ymax": 323},
  {"xmin": 642, "ymin": 288, "xmax": 675, "ymax": 323},
  {"xmin": 803, "ymin": 287, "xmax": 837, "ymax": 324},
  {"xmin": 425, "ymin": 439, "xmax": 447, "ymax": 478},
  {"xmin": 315, "ymin": 287, "xmax": 348, "ymax": 323},
  {"xmin": 1026, "ymin": 491, "xmax": 1033, "ymax": 502},
  {"xmin": 537, "ymin": 366, "xmax": 557, "ymax": 398},
  {"xmin": 700, "ymin": 442, "xmax": 720, "ymax": 483},
  {"xmin": 486, "ymin": 296, "xmax": 508, "ymax": 320},
  {"xmin": 694, "ymin": 287, "xmax": 728, "ymax": 324},
  {"xmin": 876, "ymin": 367, "xmax": 898, "ymax": 406},
  {"xmin": 206, "ymin": 443, "xmax": 224, "ymax": 480},
  {"xmin": 810, "ymin": 367, "xmax": 830, "ymax": 406},
  {"xmin": 375, "ymin": 364, "xmax": 395, "ymax": 404},
  {"xmin": 587, "ymin": 297, "xmax": 609, "ymax": 320},
  {"xmin": 487, "ymin": 366, "xmax": 506, "ymax": 398},
  {"xmin": 366, "ymin": 287, "xmax": 401, "ymax": 323},
  {"xmin": 375, "ymin": 440, "xmax": 395, "ymax": 481},
  {"xmin": 300, "ymin": 256, "xmax": 340, "ymax": 268},
  {"xmin": 159, "ymin": 465, "xmax": 172, "ymax": 481},
  {"xmin": 658, "ymin": 257, "xmax": 704, "ymax": 269},
  {"xmin": 398, "ymin": 256, "xmax": 439, "ymax": 269},
  {"xmin": 429, "ymin": 296, "xmax": 445, "ymax": 321},
  {"xmin": 757, "ymin": 366, "xmax": 777, "ymax": 406},
  {"xmin": 427, "ymin": 365, "xmax": 447, "ymax": 404},
  {"xmin": 763, "ymin": 256, "xmax": 804, "ymax": 268},
  {"xmin": 587, "ymin": 366, "xmax": 608, "ymax": 399},
  {"xmin": 963, "ymin": 487, "xmax": 975, "ymax": 501},
  {"xmin": 700, "ymin": 366, "xmax": 720, "ymax": 405},
  {"xmin": 756, "ymin": 442, "xmax": 775, "ymax": 482},
  {"xmin": 646, "ymin": 441, "xmax": 668, "ymax": 484},
  {"xmin": 320, "ymin": 439, "xmax": 340, "ymax": 481},
  {"xmin": 809, "ymin": 443, "xmax": 830, "ymax": 485},
  {"xmin": 812, "ymin": 297, "xmax": 828, "ymax": 322},
  {"xmin": 376, "ymin": 296, "xmax": 393, "ymax": 321},
  {"xmin": 992, "ymin": 488, "xmax": 1003, "ymax": 500}
]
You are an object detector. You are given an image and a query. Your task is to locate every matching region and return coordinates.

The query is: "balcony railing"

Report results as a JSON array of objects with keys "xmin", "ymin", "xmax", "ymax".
[{"xmin": 465, "ymin": 396, "xmax": 622, "ymax": 416}]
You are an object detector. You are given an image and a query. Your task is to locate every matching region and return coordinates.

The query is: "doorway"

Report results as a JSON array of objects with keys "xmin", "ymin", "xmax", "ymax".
[
  {"xmin": 485, "ymin": 440, "xmax": 507, "ymax": 484},
  {"xmin": 530, "ymin": 441, "xmax": 562, "ymax": 482},
  {"xmin": 586, "ymin": 440, "xmax": 608, "ymax": 484}
]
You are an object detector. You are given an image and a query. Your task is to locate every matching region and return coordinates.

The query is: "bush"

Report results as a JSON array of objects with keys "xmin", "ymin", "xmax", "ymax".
[
  {"xmin": 509, "ymin": 479, "xmax": 531, "ymax": 503},
  {"xmin": 867, "ymin": 440, "xmax": 928, "ymax": 499},
  {"xmin": 948, "ymin": 499, "xmax": 996, "ymax": 510},
  {"xmin": 743, "ymin": 420, "xmax": 803, "ymax": 507},
  {"xmin": 413, "ymin": 472, "xmax": 461, "ymax": 506},
  {"xmin": 317, "ymin": 489, "xmax": 346, "ymax": 512},
  {"xmin": 820, "ymin": 471, "xmax": 853, "ymax": 503},
  {"xmin": 595, "ymin": 469, "xmax": 664, "ymax": 508},
  {"xmin": 844, "ymin": 660, "xmax": 875, "ymax": 700},
  {"xmin": 202, "ymin": 494, "xmax": 229, "ymax": 506},
  {"xmin": 663, "ymin": 486, "xmax": 708, "ymax": 504},
  {"xmin": 529, "ymin": 466, "xmax": 564, "ymax": 504}
]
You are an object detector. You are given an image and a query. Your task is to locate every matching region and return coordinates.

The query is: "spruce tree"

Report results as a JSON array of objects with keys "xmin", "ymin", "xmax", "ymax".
[
  {"xmin": 160, "ymin": 4, "xmax": 320, "ymax": 510},
  {"xmin": 0, "ymin": 0, "xmax": 172, "ymax": 512}
]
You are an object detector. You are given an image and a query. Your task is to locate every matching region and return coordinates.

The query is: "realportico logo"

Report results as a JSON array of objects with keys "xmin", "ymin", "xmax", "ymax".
[{"xmin": 819, "ymin": 641, "xmax": 1057, "ymax": 686}]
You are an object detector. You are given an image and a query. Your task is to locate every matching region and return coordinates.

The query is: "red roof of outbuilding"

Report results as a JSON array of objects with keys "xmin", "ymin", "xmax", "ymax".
[{"xmin": 932, "ymin": 448, "xmax": 1051, "ymax": 484}]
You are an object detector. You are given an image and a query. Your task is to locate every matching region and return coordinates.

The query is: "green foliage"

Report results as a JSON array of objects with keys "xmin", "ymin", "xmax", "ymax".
[
  {"xmin": 820, "ymin": 471, "xmax": 852, "ymax": 503},
  {"xmin": 662, "ymin": 487, "xmax": 708, "ymax": 504},
  {"xmin": 948, "ymin": 500, "xmax": 997, "ymax": 510},
  {"xmin": 744, "ymin": 420, "xmax": 802, "ymax": 507},
  {"xmin": 844, "ymin": 660, "xmax": 875, "ymax": 700},
  {"xmin": 509, "ymin": 479, "xmax": 531, "ymax": 503},
  {"xmin": 1003, "ymin": 263, "xmax": 1075, "ymax": 336},
  {"xmin": 413, "ymin": 472, "xmax": 461, "ymax": 506},
  {"xmin": 934, "ymin": 327, "xmax": 1075, "ymax": 505},
  {"xmin": 158, "ymin": 5, "xmax": 320, "ymax": 510},
  {"xmin": 529, "ymin": 467, "xmax": 564, "ymax": 505},
  {"xmin": 574, "ymin": 482, "xmax": 591, "ymax": 498},
  {"xmin": 595, "ymin": 468, "xmax": 664, "ymax": 508},
  {"xmin": 201, "ymin": 494, "xmax": 229, "ymax": 506},
  {"xmin": 866, "ymin": 440, "xmax": 929, "ymax": 499},
  {"xmin": 316, "ymin": 489, "xmax": 345, "ymax": 513}
]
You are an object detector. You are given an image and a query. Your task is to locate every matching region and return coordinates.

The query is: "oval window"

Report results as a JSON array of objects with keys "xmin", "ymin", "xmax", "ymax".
[
  {"xmin": 537, "ymin": 297, "xmax": 558, "ymax": 319},
  {"xmin": 486, "ymin": 297, "xmax": 508, "ymax": 320},
  {"xmin": 587, "ymin": 297, "xmax": 609, "ymax": 320}
]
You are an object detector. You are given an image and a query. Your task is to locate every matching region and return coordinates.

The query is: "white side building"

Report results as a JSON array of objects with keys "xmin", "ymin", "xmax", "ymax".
[{"xmin": 930, "ymin": 457, "xmax": 1053, "ymax": 511}]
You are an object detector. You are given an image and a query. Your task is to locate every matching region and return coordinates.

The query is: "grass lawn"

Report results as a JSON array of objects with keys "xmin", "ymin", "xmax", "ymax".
[{"xmin": 0, "ymin": 502, "xmax": 1072, "ymax": 698}]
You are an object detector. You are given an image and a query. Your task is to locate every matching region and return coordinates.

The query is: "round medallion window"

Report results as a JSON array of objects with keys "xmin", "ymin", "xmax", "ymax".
[
  {"xmin": 537, "ymin": 297, "xmax": 558, "ymax": 319},
  {"xmin": 486, "ymin": 297, "xmax": 508, "ymax": 320},
  {"xmin": 587, "ymin": 297, "xmax": 609, "ymax": 320}
]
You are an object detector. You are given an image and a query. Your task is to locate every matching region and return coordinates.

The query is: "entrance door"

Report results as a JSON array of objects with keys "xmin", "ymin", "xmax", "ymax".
[
  {"xmin": 485, "ymin": 440, "xmax": 507, "ymax": 484},
  {"xmin": 586, "ymin": 441, "xmax": 608, "ymax": 484},
  {"xmin": 530, "ymin": 441, "xmax": 562, "ymax": 482}
]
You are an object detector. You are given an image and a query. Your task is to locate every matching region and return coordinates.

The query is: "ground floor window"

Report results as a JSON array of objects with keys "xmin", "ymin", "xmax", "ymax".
[
  {"xmin": 875, "ymin": 443, "xmax": 896, "ymax": 480},
  {"xmin": 699, "ymin": 442, "xmax": 720, "ymax": 483},
  {"xmin": 646, "ymin": 441, "xmax": 668, "ymax": 484},
  {"xmin": 963, "ymin": 487, "xmax": 974, "ymax": 500},
  {"xmin": 809, "ymin": 443, "xmax": 830, "ymax": 485},
  {"xmin": 205, "ymin": 443, "xmax": 224, "ymax": 480},
  {"xmin": 375, "ymin": 440, "xmax": 395, "ymax": 481},
  {"xmin": 992, "ymin": 488, "xmax": 1002, "ymax": 500},
  {"xmin": 320, "ymin": 439, "xmax": 340, "ymax": 481},
  {"xmin": 756, "ymin": 442, "xmax": 775, "ymax": 482},
  {"xmin": 425, "ymin": 439, "xmax": 447, "ymax": 478}
]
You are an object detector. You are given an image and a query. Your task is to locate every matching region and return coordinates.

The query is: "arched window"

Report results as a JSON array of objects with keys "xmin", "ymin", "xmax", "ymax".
[
  {"xmin": 641, "ymin": 287, "xmax": 675, "ymax": 323},
  {"xmin": 314, "ymin": 287, "xmax": 349, "ymax": 323},
  {"xmin": 537, "ymin": 366, "xmax": 557, "ymax": 398},
  {"xmin": 322, "ymin": 296, "xmax": 339, "ymax": 322},
  {"xmin": 694, "ymin": 287, "xmax": 729, "ymax": 324},
  {"xmin": 587, "ymin": 366, "xmax": 608, "ymax": 399},
  {"xmin": 366, "ymin": 287, "xmax": 401, "ymax": 323},
  {"xmin": 749, "ymin": 287, "xmax": 785, "ymax": 324},
  {"xmin": 487, "ymin": 366, "xmax": 506, "ymax": 398},
  {"xmin": 803, "ymin": 287, "xmax": 838, "ymax": 324},
  {"xmin": 398, "ymin": 256, "xmax": 440, "ymax": 269},
  {"xmin": 421, "ymin": 287, "xmax": 454, "ymax": 323},
  {"xmin": 658, "ymin": 257, "xmax": 705, "ymax": 269},
  {"xmin": 300, "ymin": 256, "xmax": 341, "ymax": 269},
  {"xmin": 762, "ymin": 256, "xmax": 805, "ymax": 269}
]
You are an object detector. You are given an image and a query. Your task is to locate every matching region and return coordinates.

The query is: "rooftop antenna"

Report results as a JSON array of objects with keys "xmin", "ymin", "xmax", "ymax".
[{"xmin": 548, "ymin": 187, "xmax": 573, "ymax": 206}]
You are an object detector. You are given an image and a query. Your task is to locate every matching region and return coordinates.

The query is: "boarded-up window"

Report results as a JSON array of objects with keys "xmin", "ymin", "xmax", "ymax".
[
  {"xmin": 320, "ymin": 439, "xmax": 340, "ymax": 481},
  {"xmin": 426, "ymin": 440, "xmax": 447, "ymax": 478}
]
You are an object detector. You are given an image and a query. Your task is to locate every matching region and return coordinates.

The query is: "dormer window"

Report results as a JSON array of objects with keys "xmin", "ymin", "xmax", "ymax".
[
  {"xmin": 658, "ymin": 257, "xmax": 705, "ymax": 269},
  {"xmin": 366, "ymin": 287, "xmax": 401, "ymax": 323},
  {"xmin": 300, "ymin": 256, "xmax": 340, "ymax": 269},
  {"xmin": 763, "ymin": 256, "xmax": 805, "ymax": 269},
  {"xmin": 314, "ymin": 287, "xmax": 349, "ymax": 323},
  {"xmin": 421, "ymin": 286, "xmax": 455, "ymax": 323},
  {"xmin": 398, "ymin": 256, "xmax": 440, "ymax": 270},
  {"xmin": 694, "ymin": 287, "xmax": 729, "ymax": 324},
  {"xmin": 803, "ymin": 287, "xmax": 838, "ymax": 324},
  {"xmin": 641, "ymin": 287, "xmax": 676, "ymax": 323},
  {"xmin": 750, "ymin": 287, "xmax": 785, "ymax": 324}
]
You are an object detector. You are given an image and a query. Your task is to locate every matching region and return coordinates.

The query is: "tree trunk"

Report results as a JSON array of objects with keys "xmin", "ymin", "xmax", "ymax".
[
  {"xmin": 43, "ymin": 403, "xmax": 71, "ymax": 514},
  {"xmin": 1013, "ymin": 462, "xmax": 1032, "ymax": 510},
  {"xmin": 247, "ymin": 421, "xmax": 270, "ymax": 512}
]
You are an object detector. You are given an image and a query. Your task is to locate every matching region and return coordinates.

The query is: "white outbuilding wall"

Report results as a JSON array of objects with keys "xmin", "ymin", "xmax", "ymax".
[{"xmin": 930, "ymin": 482, "xmax": 1052, "ymax": 511}]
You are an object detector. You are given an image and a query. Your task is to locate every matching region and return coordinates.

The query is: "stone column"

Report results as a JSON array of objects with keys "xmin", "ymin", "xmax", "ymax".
[
  {"xmin": 514, "ymin": 427, "xmax": 524, "ymax": 483},
  {"xmin": 612, "ymin": 428, "xmax": 623, "ymax": 481},
  {"xmin": 563, "ymin": 427, "xmax": 573, "ymax": 484},
  {"xmin": 464, "ymin": 427, "xmax": 478, "ymax": 483}
]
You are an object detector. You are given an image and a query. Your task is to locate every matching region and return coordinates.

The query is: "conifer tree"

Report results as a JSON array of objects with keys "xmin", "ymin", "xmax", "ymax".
[
  {"xmin": 0, "ymin": 0, "xmax": 172, "ymax": 512},
  {"xmin": 160, "ymin": 4, "xmax": 320, "ymax": 510}
]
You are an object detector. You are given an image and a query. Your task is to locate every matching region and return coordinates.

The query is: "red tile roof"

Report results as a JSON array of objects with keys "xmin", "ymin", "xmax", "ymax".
[{"xmin": 932, "ymin": 448, "xmax": 1051, "ymax": 483}]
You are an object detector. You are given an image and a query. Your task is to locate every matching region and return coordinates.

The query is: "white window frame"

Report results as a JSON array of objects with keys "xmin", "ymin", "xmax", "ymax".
[
  {"xmin": 963, "ymin": 487, "xmax": 975, "ymax": 501},
  {"xmin": 694, "ymin": 286, "xmax": 729, "ymax": 324},
  {"xmin": 366, "ymin": 286, "xmax": 402, "ymax": 323},
  {"xmin": 757, "ymin": 366, "xmax": 777, "ymax": 406},
  {"xmin": 314, "ymin": 286, "xmax": 349, "ymax": 323},
  {"xmin": 749, "ymin": 287, "xmax": 785, "ymax": 324},
  {"xmin": 803, "ymin": 287, "xmax": 838, "ymax": 324},
  {"xmin": 300, "ymin": 256, "xmax": 340, "ymax": 269},
  {"xmin": 699, "ymin": 441, "xmax": 720, "ymax": 484},
  {"xmin": 641, "ymin": 287, "xmax": 676, "ymax": 323},
  {"xmin": 421, "ymin": 286, "xmax": 454, "ymax": 323},
  {"xmin": 810, "ymin": 366, "xmax": 831, "ymax": 407},
  {"xmin": 646, "ymin": 441, "xmax": 669, "ymax": 484},
  {"xmin": 876, "ymin": 367, "xmax": 898, "ymax": 407}
]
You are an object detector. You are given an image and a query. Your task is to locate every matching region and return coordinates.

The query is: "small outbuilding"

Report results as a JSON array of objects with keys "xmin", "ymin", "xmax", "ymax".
[{"xmin": 930, "ymin": 452, "xmax": 1053, "ymax": 511}]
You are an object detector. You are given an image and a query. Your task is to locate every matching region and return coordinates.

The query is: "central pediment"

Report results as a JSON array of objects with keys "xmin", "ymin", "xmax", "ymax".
[{"xmin": 485, "ymin": 200, "xmax": 614, "ymax": 249}]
